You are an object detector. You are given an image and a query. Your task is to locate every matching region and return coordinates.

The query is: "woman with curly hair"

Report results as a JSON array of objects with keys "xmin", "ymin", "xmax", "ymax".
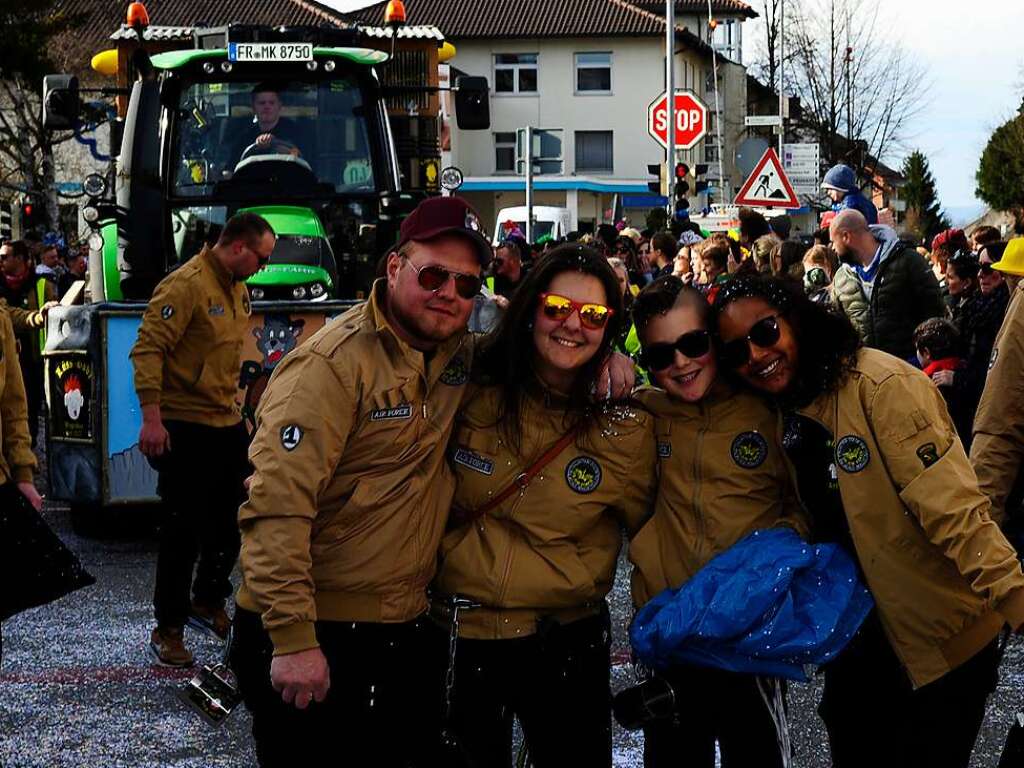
[{"xmin": 713, "ymin": 274, "xmax": 1024, "ymax": 767}]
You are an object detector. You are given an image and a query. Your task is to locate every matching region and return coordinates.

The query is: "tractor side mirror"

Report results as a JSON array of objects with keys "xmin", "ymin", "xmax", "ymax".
[
  {"xmin": 454, "ymin": 76, "xmax": 489, "ymax": 131},
  {"xmin": 42, "ymin": 75, "xmax": 81, "ymax": 130}
]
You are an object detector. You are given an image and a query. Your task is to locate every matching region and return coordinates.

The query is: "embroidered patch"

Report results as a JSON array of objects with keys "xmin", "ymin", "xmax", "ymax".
[
  {"xmin": 370, "ymin": 404, "xmax": 413, "ymax": 421},
  {"xmin": 439, "ymin": 356, "xmax": 469, "ymax": 386},
  {"xmin": 657, "ymin": 441, "xmax": 672, "ymax": 458},
  {"xmin": 835, "ymin": 435, "xmax": 870, "ymax": 473},
  {"xmin": 280, "ymin": 424, "xmax": 303, "ymax": 451},
  {"xmin": 989, "ymin": 346, "xmax": 999, "ymax": 370},
  {"xmin": 161, "ymin": 304, "xmax": 174, "ymax": 320},
  {"xmin": 916, "ymin": 442, "xmax": 939, "ymax": 469},
  {"xmin": 464, "ymin": 210, "xmax": 482, "ymax": 232},
  {"xmin": 565, "ymin": 456, "xmax": 602, "ymax": 494},
  {"xmin": 209, "ymin": 303, "xmax": 225, "ymax": 317},
  {"xmin": 731, "ymin": 431, "xmax": 768, "ymax": 469},
  {"xmin": 453, "ymin": 447, "xmax": 494, "ymax": 475}
]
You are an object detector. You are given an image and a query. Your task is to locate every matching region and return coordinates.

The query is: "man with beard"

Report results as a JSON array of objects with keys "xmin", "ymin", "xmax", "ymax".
[
  {"xmin": 231, "ymin": 196, "xmax": 491, "ymax": 766},
  {"xmin": 829, "ymin": 209, "xmax": 944, "ymax": 360}
]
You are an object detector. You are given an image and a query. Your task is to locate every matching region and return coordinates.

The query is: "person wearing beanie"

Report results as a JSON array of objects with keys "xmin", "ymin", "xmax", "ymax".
[{"xmin": 821, "ymin": 164, "xmax": 878, "ymax": 225}]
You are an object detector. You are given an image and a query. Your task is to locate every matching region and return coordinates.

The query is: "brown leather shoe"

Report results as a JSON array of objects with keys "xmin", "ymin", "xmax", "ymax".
[
  {"xmin": 188, "ymin": 601, "xmax": 231, "ymax": 641},
  {"xmin": 149, "ymin": 626, "xmax": 194, "ymax": 668}
]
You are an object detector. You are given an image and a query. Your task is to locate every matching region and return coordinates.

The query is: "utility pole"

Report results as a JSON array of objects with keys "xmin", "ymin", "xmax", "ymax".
[{"xmin": 665, "ymin": 0, "xmax": 675, "ymax": 217}]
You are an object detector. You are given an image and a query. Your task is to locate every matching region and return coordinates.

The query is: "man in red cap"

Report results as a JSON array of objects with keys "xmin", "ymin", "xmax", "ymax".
[{"xmin": 231, "ymin": 196, "xmax": 632, "ymax": 765}]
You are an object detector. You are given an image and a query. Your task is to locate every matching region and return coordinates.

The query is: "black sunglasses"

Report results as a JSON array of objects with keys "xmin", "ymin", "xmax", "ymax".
[
  {"xmin": 404, "ymin": 256, "xmax": 482, "ymax": 299},
  {"xmin": 720, "ymin": 316, "xmax": 782, "ymax": 369},
  {"xmin": 640, "ymin": 330, "xmax": 712, "ymax": 371}
]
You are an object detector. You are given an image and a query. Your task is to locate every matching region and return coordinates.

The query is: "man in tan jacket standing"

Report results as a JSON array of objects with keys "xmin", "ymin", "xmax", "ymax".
[
  {"xmin": 131, "ymin": 212, "xmax": 274, "ymax": 667},
  {"xmin": 231, "ymin": 197, "xmax": 492, "ymax": 766}
]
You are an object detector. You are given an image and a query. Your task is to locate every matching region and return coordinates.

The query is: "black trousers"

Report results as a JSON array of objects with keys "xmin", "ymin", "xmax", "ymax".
[
  {"xmin": 642, "ymin": 665, "xmax": 785, "ymax": 768},
  {"xmin": 447, "ymin": 610, "xmax": 613, "ymax": 768},
  {"xmin": 151, "ymin": 420, "xmax": 248, "ymax": 629},
  {"xmin": 231, "ymin": 608, "xmax": 448, "ymax": 768},
  {"xmin": 820, "ymin": 612, "xmax": 1002, "ymax": 768}
]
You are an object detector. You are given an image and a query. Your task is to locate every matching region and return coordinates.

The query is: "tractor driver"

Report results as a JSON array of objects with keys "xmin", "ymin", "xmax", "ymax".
[{"xmin": 228, "ymin": 83, "xmax": 308, "ymax": 170}]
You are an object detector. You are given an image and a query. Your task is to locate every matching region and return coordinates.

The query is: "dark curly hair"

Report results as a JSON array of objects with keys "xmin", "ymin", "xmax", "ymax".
[
  {"xmin": 713, "ymin": 274, "xmax": 862, "ymax": 408},
  {"xmin": 475, "ymin": 243, "xmax": 623, "ymax": 454}
]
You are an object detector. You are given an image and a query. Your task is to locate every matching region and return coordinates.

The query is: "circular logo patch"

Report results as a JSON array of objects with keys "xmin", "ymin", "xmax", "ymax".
[
  {"xmin": 835, "ymin": 435, "xmax": 870, "ymax": 473},
  {"xmin": 565, "ymin": 456, "xmax": 602, "ymax": 494},
  {"xmin": 464, "ymin": 210, "xmax": 482, "ymax": 232},
  {"xmin": 989, "ymin": 346, "xmax": 999, "ymax": 370},
  {"xmin": 160, "ymin": 304, "xmax": 174, "ymax": 320},
  {"xmin": 280, "ymin": 424, "xmax": 303, "ymax": 451},
  {"xmin": 731, "ymin": 431, "xmax": 768, "ymax": 469},
  {"xmin": 439, "ymin": 356, "xmax": 469, "ymax": 386}
]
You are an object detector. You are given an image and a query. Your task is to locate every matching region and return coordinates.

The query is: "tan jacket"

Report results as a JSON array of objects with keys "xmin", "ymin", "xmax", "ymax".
[
  {"xmin": 795, "ymin": 348, "xmax": 1024, "ymax": 688},
  {"xmin": 629, "ymin": 384, "xmax": 807, "ymax": 608},
  {"xmin": 0, "ymin": 308, "xmax": 36, "ymax": 485},
  {"xmin": 129, "ymin": 248, "xmax": 250, "ymax": 427},
  {"xmin": 435, "ymin": 384, "xmax": 657, "ymax": 639},
  {"xmin": 971, "ymin": 281, "xmax": 1024, "ymax": 525},
  {"xmin": 236, "ymin": 282, "xmax": 473, "ymax": 655}
]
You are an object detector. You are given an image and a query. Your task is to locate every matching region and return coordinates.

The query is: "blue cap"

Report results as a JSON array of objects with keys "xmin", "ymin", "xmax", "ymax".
[{"xmin": 821, "ymin": 164, "xmax": 856, "ymax": 193}]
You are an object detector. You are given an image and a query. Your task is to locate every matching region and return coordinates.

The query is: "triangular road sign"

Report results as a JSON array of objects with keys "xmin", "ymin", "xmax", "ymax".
[{"xmin": 735, "ymin": 148, "xmax": 800, "ymax": 208}]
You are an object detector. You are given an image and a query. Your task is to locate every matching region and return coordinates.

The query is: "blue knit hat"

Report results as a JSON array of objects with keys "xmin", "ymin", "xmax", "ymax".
[{"xmin": 821, "ymin": 164, "xmax": 856, "ymax": 193}]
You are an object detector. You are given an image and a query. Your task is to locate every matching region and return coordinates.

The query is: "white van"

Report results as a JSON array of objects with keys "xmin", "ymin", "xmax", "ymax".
[{"xmin": 493, "ymin": 206, "xmax": 572, "ymax": 245}]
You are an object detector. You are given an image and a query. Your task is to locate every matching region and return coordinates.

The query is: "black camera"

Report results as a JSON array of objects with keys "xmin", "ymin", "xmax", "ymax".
[{"xmin": 612, "ymin": 677, "xmax": 678, "ymax": 731}]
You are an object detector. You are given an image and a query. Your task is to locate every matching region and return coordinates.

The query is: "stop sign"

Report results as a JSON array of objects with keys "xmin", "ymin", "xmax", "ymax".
[{"xmin": 647, "ymin": 90, "xmax": 709, "ymax": 150}]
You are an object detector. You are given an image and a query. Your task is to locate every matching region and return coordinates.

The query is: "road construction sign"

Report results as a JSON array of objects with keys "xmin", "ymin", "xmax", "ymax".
[{"xmin": 734, "ymin": 148, "xmax": 800, "ymax": 209}]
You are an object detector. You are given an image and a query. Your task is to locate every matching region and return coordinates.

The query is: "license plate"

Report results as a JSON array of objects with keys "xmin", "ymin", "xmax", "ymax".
[{"xmin": 227, "ymin": 43, "xmax": 313, "ymax": 63}]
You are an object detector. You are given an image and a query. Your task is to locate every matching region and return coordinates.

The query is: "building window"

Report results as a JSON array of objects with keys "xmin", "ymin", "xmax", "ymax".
[
  {"xmin": 494, "ymin": 132, "xmax": 517, "ymax": 173},
  {"xmin": 575, "ymin": 131, "xmax": 613, "ymax": 173},
  {"xmin": 494, "ymin": 54, "xmax": 538, "ymax": 94},
  {"xmin": 516, "ymin": 128, "xmax": 563, "ymax": 175},
  {"xmin": 575, "ymin": 52, "xmax": 611, "ymax": 93}
]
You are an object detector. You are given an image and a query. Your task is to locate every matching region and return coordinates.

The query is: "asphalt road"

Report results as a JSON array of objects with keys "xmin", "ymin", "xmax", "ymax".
[{"xmin": 1, "ymin": 502, "xmax": 1021, "ymax": 767}]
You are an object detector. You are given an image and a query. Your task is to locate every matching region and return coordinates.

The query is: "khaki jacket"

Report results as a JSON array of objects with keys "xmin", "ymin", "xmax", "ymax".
[
  {"xmin": 971, "ymin": 282, "xmax": 1024, "ymax": 525},
  {"xmin": 435, "ymin": 384, "xmax": 657, "ymax": 639},
  {"xmin": 794, "ymin": 348, "xmax": 1024, "ymax": 688},
  {"xmin": 129, "ymin": 248, "xmax": 250, "ymax": 427},
  {"xmin": 236, "ymin": 282, "xmax": 473, "ymax": 655},
  {"xmin": 0, "ymin": 309, "xmax": 36, "ymax": 485},
  {"xmin": 629, "ymin": 384, "xmax": 807, "ymax": 608}
]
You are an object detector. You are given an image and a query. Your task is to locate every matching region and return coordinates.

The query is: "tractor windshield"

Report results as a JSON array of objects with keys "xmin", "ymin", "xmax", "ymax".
[{"xmin": 172, "ymin": 77, "xmax": 375, "ymax": 197}]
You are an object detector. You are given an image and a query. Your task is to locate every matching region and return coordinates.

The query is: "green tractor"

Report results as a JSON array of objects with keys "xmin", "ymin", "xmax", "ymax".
[{"xmin": 38, "ymin": 8, "xmax": 489, "ymax": 524}]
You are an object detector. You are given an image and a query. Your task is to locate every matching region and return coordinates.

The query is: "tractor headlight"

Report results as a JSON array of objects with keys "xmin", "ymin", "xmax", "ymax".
[{"xmin": 292, "ymin": 286, "xmax": 308, "ymax": 300}]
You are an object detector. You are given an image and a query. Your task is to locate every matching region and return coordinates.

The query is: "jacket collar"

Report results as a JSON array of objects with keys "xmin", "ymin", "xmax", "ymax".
[{"xmin": 200, "ymin": 246, "xmax": 236, "ymax": 290}]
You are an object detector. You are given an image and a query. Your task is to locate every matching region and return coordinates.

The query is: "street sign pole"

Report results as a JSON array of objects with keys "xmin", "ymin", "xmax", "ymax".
[
  {"xmin": 778, "ymin": 0, "xmax": 785, "ymax": 157},
  {"xmin": 525, "ymin": 125, "xmax": 533, "ymax": 242},
  {"xmin": 665, "ymin": 0, "xmax": 674, "ymax": 217}
]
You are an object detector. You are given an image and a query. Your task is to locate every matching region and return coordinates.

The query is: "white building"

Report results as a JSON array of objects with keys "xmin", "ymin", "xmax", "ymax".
[{"xmin": 354, "ymin": 0, "xmax": 756, "ymax": 234}]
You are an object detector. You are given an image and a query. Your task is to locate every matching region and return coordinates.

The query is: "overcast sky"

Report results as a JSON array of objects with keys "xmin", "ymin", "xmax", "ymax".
[{"xmin": 325, "ymin": 0, "xmax": 1022, "ymax": 220}]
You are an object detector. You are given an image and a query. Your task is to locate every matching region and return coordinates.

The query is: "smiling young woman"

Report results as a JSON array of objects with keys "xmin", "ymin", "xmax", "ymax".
[
  {"xmin": 714, "ymin": 274, "xmax": 1024, "ymax": 767},
  {"xmin": 433, "ymin": 244, "xmax": 657, "ymax": 767},
  {"xmin": 628, "ymin": 276, "xmax": 807, "ymax": 767}
]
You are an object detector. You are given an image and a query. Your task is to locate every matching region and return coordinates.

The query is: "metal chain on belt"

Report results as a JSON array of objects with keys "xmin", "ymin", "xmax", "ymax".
[{"xmin": 439, "ymin": 594, "xmax": 480, "ymax": 748}]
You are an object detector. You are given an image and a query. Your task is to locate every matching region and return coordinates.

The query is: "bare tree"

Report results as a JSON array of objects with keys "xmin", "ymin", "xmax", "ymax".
[
  {"xmin": 750, "ymin": 0, "xmax": 784, "ymax": 95},
  {"xmin": 782, "ymin": 0, "xmax": 930, "ymax": 169}
]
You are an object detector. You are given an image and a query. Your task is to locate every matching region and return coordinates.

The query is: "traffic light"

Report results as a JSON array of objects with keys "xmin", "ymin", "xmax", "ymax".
[
  {"xmin": 673, "ymin": 163, "xmax": 690, "ymax": 218},
  {"xmin": 694, "ymin": 163, "xmax": 710, "ymax": 194},
  {"xmin": 20, "ymin": 200, "xmax": 38, "ymax": 233},
  {"xmin": 647, "ymin": 163, "xmax": 667, "ymax": 197}
]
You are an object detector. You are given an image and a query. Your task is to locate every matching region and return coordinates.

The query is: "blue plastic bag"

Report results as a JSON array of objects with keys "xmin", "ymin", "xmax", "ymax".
[{"xmin": 630, "ymin": 528, "xmax": 873, "ymax": 680}]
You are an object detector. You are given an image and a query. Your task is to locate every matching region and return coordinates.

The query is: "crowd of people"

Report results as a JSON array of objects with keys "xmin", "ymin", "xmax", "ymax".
[{"xmin": 2, "ymin": 186, "xmax": 1024, "ymax": 768}]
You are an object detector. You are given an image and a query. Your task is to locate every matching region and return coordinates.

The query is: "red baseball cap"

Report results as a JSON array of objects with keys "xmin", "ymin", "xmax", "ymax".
[{"xmin": 397, "ymin": 196, "xmax": 492, "ymax": 268}]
